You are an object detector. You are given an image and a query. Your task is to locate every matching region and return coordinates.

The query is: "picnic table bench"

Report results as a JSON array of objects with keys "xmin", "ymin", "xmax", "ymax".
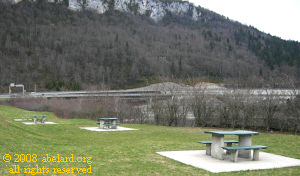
[
  {"xmin": 198, "ymin": 140, "xmax": 239, "ymax": 155},
  {"xmin": 34, "ymin": 116, "xmax": 46, "ymax": 123},
  {"xmin": 222, "ymin": 145, "xmax": 268, "ymax": 162},
  {"xmin": 96, "ymin": 122, "xmax": 121, "ymax": 129}
]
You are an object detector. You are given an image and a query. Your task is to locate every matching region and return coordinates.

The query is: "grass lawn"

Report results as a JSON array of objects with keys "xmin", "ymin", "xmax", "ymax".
[{"xmin": 0, "ymin": 105, "xmax": 299, "ymax": 175}]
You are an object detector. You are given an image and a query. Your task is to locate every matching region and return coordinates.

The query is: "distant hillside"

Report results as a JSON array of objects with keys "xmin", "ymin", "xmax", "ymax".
[{"xmin": 0, "ymin": 0, "xmax": 299, "ymax": 92}]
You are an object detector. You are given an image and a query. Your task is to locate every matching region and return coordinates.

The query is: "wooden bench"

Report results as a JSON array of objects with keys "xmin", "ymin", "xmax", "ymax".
[
  {"xmin": 222, "ymin": 145, "xmax": 268, "ymax": 162},
  {"xmin": 198, "ymin": 140, "xmax": 239, "ymax": 155}
]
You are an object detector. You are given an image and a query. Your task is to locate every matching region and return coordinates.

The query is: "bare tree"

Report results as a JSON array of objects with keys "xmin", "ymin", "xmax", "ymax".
[
  {"xmin": 177, "ymin": 97, "xmax": 189, "ymax": 127},
  {"xmin": 286, "ymin": 96, "xmax": 300, "ymax": 134},
  {"xmin": 190, "ymin": 87, "xmax": 214, "ymax": 127},
  {"xmin": 242, "ymin": 100, "xmax": 258, "ymax": 130},
  {"xmin": 229, "ymin": 90, "xmax": 242, "ymax": 129},
  {"xmin": 165, "ymin": 95, "xmax": 180, "ymax": 126},
  {"xmin": 260, "ymin": 89, "xmax": 278, "ymax": 131},
  {"xmin": 217, "ymin": 89, "xmax": 244, "ymax": 129},
  {"xmin": 151, "ymin": 100, "xmax": 165, "ymax": 125},
  {"xmin": 217, "ymin": 100, "xmax": 230, "ymax": 128},
  {"xmin": 240, "ymin": 90, "xmax": 256, "ymax": 129}
]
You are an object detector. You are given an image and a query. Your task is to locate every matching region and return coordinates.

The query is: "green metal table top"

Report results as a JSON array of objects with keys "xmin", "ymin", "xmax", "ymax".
[
  {"xmin": 204, "ymin": 130, "xmax": 259, "ymax": 135},
  {"xmin": 98, "ymin": 118, "xmax": 119, "ymax": 120}
]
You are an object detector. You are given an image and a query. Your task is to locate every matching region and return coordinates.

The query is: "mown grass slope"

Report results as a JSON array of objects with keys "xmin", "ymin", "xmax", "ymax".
[{"xmin": 0, "ymin": 105, "xmax": 299, "ymax": 175}]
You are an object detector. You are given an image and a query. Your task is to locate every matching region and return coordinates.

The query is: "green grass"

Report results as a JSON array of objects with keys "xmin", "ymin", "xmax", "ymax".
[{"xmin": 0, "ymin": 105, "xmax": 299, "ymax": 175}]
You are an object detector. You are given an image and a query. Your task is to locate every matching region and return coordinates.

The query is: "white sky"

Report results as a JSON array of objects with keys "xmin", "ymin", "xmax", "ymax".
[{"xmin": 188, "ymin": 0, "xmax": 300, "ymax": 42}]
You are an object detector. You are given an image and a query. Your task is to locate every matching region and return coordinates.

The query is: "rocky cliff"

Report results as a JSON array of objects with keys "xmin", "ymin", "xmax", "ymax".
[
  {"xmin": 69, "ymin": 0, "xmax": 201, "ymax": 22},
  {"xmin": 2, "ymin": 0, "xmax": 201, "ymax": 22}
]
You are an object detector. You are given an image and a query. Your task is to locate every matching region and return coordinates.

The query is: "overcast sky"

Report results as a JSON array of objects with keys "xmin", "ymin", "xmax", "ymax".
[{"xmin": 188, "ymin": 0, "xmax": 300, "ymax": 42}]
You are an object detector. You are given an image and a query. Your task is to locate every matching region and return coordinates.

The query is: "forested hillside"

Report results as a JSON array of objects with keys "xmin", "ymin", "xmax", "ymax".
[{"xmin": 0, "ymin": 0, "xmax": 299, "ymax": 92}]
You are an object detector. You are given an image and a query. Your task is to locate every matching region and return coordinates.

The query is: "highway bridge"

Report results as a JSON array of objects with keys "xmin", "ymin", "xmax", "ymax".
[
  {"xmin": 0, "ymin": 88, "xmax": 298, "ymax": 101},
  {"xmin": 0, "ymin": 90, "xmax": 171, "ymax": 100}
]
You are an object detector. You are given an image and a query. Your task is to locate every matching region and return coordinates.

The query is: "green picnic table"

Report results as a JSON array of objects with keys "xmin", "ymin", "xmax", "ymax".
[
  {"xmin": 204, "ymin": 130, "xmax": 260, "ymax": 160},
  {"xmin": 97, "ymin": 118, "xmax": 120, "ymax": 129},
  {"xmin": 33, "ymin": 115, "xmax": 46, "ymax": 123}
]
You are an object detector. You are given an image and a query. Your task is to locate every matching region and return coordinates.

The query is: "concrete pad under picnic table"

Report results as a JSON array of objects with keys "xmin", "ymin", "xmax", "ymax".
[
  {"xmin": 22, "ymin": 122, "xmax": 57, "ymax": 125},
  {"xmin": 157, "ymin": 150, "xmax": 300, "ymax": 173},
  {"xmin": 14, "ymin": 119, "xmax": 32, "ymax": 121},
  {"xmin": 80, "ymin": 126, "xmax": 138, "ymax": 132}
]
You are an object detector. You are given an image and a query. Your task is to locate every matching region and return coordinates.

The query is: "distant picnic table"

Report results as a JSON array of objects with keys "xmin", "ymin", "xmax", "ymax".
[
  {"xmin": 33, "ymin": 115, "xmax": 46, "ymax": 123},
  {"xmin": 97, "ymin": 118, "xmax": 120, "ymax": 129}
]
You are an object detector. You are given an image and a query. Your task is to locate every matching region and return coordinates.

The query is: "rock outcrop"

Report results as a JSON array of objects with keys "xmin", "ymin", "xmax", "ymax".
[
  {"xmin": 68, "ymin": 0, "xmax": 201, "ymax": 22},
  {"xmin": 2, "ymin": 0, "xmax": 201, "ymax": 22}
]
